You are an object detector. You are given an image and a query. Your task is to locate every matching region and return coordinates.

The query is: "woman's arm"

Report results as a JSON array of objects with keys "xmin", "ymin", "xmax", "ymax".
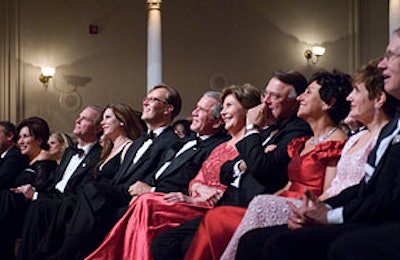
[{"xmin": 318, "ymin": 160, "xmax": 338, "ymax": 201}]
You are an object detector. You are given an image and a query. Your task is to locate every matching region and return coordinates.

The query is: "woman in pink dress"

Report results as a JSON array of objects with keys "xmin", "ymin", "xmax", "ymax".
[
  {"xmin": 85, "ymin": 84, "xmax": 262, "ymax": 260},
  {"xmin": 219, "ymin": 60, "xmax": 396, "ymax": 260}
]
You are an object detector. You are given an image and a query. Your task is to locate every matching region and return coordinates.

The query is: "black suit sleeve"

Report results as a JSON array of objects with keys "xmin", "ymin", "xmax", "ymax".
[
  {"xmin": 236, "ymin": 123, "xmax": 310, "ymax": 187},
  {"xmin": 342, "ymin": 142, "xmax": 400, "ymax": 222},
  {"xmin": 0, "ymin": 150, "xmax": 29, "ymax": 189}
]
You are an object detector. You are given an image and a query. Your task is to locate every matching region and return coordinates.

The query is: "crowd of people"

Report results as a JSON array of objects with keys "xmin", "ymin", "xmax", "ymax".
[{"xmin": 1, "ymin": 28, "xmax": 400, "ymax": 260}]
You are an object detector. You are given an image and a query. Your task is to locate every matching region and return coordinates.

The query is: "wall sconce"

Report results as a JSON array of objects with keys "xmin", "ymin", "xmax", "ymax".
[
  {"xmin": 39, "ymin": 67, "xmax": 55, "ymax": 89},
  {"xmin": 304, "ymin": 46, "xmax": 326, "ymax": 65}
]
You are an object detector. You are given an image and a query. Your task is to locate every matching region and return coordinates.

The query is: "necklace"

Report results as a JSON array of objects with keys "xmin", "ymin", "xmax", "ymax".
[
  {"xmin": 309, "ymin": 127, "xmax": 337, "ymax": 145},
  {"xmin": 112, "ymin": 138, "xmax": 131, "ymax": 152}
]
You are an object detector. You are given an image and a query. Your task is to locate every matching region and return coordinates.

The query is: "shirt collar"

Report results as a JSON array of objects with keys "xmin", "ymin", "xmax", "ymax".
[{"xmin": 77, "ymin": 142, "xmax": 96, "ymax": 156}]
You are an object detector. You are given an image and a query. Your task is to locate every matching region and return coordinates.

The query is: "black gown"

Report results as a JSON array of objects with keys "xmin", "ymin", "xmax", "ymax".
[{"xmin": 0, "ymin": 159, "xmax": 57, "ymax": 260}]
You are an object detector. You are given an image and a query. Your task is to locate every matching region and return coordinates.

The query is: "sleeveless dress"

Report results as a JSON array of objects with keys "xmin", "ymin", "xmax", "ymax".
[
  {"xmin": 85, "ymin": 142, "xmax": 239, "ymax": 260},
  {"xmin": 96, "ymin": 151, "xmax": 123, "ymax": 181},
  {"xmin": 185, "ymin": 137, "xmax": 346, "ymax": 260},
  {"xmin": 220, "ymin": 131, "xmax": 376, "ymax": 260}
]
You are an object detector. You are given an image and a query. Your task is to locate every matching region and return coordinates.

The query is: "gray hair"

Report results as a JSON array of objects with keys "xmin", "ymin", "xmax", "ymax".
[
  {"xmin": 203, "ymin": 91, "xmax": 222, "ymax": 119},
  {"xmin": 86, "ymin": 105, "xmax": 103, "ymax": 125},
  {"xmin": 287, "ymin": 86, "xmax": 298, "ymax": 100}
]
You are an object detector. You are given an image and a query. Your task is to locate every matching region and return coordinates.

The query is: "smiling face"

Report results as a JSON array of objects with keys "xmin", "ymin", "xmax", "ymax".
[
  {"xmin": 101, "ymin": 108, "xmax": 124, "ymax": 140},
  {"xmin": 141, "ymin": 88, "xmax": 171, "ymax": 125},
  {"xmin": 346, "ymin": 82, "xmax": 376, "ymax": 126},
  {"xmin": 190, "ymin": 95, "xmax": 221, "ymax": 136},
  {"xmin": 296, "ymin": 81, "xmax": 326, "ymax": 121},
  {"xmin": 262, "ymin": 77, "xmax": 298, "ymax": 122},
  {"xmin": 18, "ymin": 126, "xmax": 41, "ymax": 159},
  {"xmin": 378, "ymin": 34, "xmax": 400, "ymax": 100},
  {"xmin": 48, "ymin": 135, "xmax": 62, "ymax": 156},
  {"xmin": 220, "ymin": 94, "xmax": 247, "ymax": 135}
]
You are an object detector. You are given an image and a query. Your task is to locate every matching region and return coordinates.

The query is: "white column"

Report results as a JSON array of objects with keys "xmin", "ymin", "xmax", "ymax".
[
  {"xmin": 390, "ymin": 0, "xmax": 400, "ymax": 40},
  {"xmin": 147, "ymin": 0, "xmax": 162, "ymax": 92}
]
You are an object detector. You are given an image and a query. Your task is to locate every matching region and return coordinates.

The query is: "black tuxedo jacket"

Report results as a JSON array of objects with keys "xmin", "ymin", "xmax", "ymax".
[
  {"xmin": 42, "ymin": 127, "xmax": 181, "ymax": 257},
  {"xmin": 143, "ymin": 132, "xmax": 230, "ymax": 195},
  {"xmin": 325, "ymin": 117, "xmax": 400, "ymax": 223},
  {"xmin": 0, "ymin": 145, "xmax": 29, "ymax": 189},
  {"xmin": 218, "ymin": 126, "xmax": 280, "ymax": 207},
  {"xmin": 236, "ymin": 115, "xmax": 312, "ymax": 191},
  {"xmin": 38, "ymin": 143, "xmax": 102, "ymax": 200}
]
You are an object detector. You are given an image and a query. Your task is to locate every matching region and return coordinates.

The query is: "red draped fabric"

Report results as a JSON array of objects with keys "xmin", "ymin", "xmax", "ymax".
[
  {"xmin": 185, "ymin": 206, "xmax": 246, "ymax": 260},
  {"xmin": 184, "ymin": 137, "xmax": 345, "ymax": 260},
  {"xmin": 86, "ymin": 193, "xmax": 210, "ymax": 260}
]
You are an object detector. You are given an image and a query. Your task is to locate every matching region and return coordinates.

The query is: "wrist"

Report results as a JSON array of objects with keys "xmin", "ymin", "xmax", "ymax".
[{"xmin": 246, "ymin": 123, "xmax": 260, "ymax": 131}]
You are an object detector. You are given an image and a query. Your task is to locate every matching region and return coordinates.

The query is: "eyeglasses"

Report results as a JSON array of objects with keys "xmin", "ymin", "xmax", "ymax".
[
  {"xmin": 143, "ymin": 96, "xmax": 168, "ymax": 104},
  {"xmin": 383, "ymin": 51, "xmax": 400, "ymax": 62},
  {"xmin": 262, "ymin": 90, "xmax": 284, "ymax": 101}
]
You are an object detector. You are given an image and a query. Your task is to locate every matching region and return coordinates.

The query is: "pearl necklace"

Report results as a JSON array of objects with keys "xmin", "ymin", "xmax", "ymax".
[{"xmin": 309, "ymin": 127, "xmax": 337, "ymax": 145}]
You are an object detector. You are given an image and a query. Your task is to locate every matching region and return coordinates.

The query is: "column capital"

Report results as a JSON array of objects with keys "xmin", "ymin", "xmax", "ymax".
[{"xmin": 147, "ymin": 0, "xmax": 162, "ymax": 10}]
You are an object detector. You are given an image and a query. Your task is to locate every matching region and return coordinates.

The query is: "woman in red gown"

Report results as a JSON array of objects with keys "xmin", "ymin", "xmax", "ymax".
[
  {"xmin": 85, "ymin": 84, "xmax": 261, "ymax": 260},
  {"xmin": 185, "ymin": 70, "xmax": 353, "ymax": 260}
]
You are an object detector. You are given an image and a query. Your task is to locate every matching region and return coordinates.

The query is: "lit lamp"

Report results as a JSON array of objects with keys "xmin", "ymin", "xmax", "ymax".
[
  {"xmin": 39, "ymin": 67, "xmax": 55, "ymax": 89},
  {"xmin": 304, "ymin": 46, "xmax": 326, "ymax": 65}
]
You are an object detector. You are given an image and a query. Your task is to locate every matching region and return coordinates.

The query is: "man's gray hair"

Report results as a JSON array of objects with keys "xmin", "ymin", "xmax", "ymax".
[{"xmin": 203, "ymin": 91, "xmax": 222, "ymax": 119}]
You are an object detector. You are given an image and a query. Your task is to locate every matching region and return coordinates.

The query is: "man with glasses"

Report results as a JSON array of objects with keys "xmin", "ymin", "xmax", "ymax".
[
  {"xmin": 151, "ymin": 71, "xmax": 312, "ymax": 260},
  {"xmin": 31, "ymin": 85, "xmax": 182, "ymax": 259},
  {"xmin": 235, "ymin": 28, "xmax": 400, "ymax": 260}
]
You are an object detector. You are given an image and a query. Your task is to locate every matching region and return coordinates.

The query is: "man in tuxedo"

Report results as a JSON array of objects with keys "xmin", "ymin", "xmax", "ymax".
[
  {"xmin": 0, "ymin": 121, "xmax": 30, "ymax": 259},
  {"xmin": 236, "ymin": 29, "xmax": 400, "ymax": 260},
  {"xmin": 151, "ymin": 70, "xmax": 312, "ymax": 259},
  {"xmin": 15, "ymin": 105, "xmax": 103, "ymax": 259},
  {"xmin": 128, "ymin": 91, "xmax": 229, "ymax": 197},
  {"xmin": 38, "ymin": 84, "xmax": 182, "ymax": 259},
  {"xmin": 0, "ymin": 121, "xmax": 29, "ymax": 189}
]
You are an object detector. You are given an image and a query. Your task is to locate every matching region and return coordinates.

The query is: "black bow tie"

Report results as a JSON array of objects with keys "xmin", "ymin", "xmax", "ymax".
[
  {"xmin": 144, "ymin": 131, "xmax": 155, "ymax": 141},
  {"xmin": 71, "ymin": 147, "xmax": 85, "ymax": 157}
]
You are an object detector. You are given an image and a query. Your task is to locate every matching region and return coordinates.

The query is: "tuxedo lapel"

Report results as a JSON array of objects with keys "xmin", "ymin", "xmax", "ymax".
[
  {"xmin": 64, "ymin": 143, "xmax": 102, "ymax": 192},
  {"xmin": 112, "ymin": 137, "xmax": 145, "ymax": 182},
  {"xmin": 362, "ymin": 118, "xmax": 400, "ymax": 190},
  {"xmin": 156, "ymin": 147, "xmax": 198, "ymax": 181},
  {"xmin": 54, "ymin": 148, "xmax": 75, "ymax": 183}
]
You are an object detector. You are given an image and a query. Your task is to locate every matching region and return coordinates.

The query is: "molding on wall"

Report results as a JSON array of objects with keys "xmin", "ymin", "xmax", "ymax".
[
  {"xmin": 348, "ymin": 0, "xmax": 361, "ymax": 72},
  {"xmin": 0, "ymin": 0, "xmax": 22, "ymax": 123}
]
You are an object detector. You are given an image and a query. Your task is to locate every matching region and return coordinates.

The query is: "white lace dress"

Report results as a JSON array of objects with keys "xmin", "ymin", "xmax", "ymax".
[{"xmin": 220, "ymin": 130, "xmax": 376, "ymax": 260}]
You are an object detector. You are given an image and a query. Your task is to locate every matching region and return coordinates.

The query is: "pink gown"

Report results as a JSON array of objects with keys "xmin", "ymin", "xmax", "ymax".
[
  {"xmin": 85, "ymin": 142, "xmax": 238, "ymax": 260},
  {"xmin": 220, "ymin": 131, "xmax": 376, "ymax": 260}
]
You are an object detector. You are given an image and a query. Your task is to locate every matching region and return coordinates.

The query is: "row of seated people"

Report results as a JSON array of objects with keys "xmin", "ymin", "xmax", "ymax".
[{"xmin": 0, "ymin": 54, "xmax": 398, "ymax": 260}]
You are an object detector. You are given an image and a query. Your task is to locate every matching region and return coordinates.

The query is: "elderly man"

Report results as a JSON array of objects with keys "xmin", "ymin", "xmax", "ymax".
[
  {"xmin": 17, "ymin": 106, "xmax": 103, "ymax": 259},
  {"xmin": 236, "ymin": 28, "xmax": 400, "ymax": 260},
  {"xmin": 128, "ymin": 91, "xmax": 228, "ymax": 197},
  {"xmin": 34, "ymin": 85, "xmax": 182, "ymax": 259},
  {"xmin": 151, "ymin": 70, "xmax": 312, "ymax": 260}
]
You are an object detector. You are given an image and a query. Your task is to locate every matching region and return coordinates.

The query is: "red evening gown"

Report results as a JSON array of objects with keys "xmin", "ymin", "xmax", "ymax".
[
  {"xmin": 85, "ymin": 142, "xmax": 238, "ymax": 260},
  {"xmin": 185, "ymin": 137, "xmax": 346, "ymax": 260}
]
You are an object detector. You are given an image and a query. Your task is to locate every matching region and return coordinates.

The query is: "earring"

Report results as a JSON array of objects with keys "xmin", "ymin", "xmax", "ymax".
[{"xmin": 120, "ymin": 122, "xmax": 124, "ymax": 126}]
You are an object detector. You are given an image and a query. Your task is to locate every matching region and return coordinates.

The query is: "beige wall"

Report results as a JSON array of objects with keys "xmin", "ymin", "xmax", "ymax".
[{"xmin": 0, "ymin": 0, "xmax": 389, "ymax": 134}]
